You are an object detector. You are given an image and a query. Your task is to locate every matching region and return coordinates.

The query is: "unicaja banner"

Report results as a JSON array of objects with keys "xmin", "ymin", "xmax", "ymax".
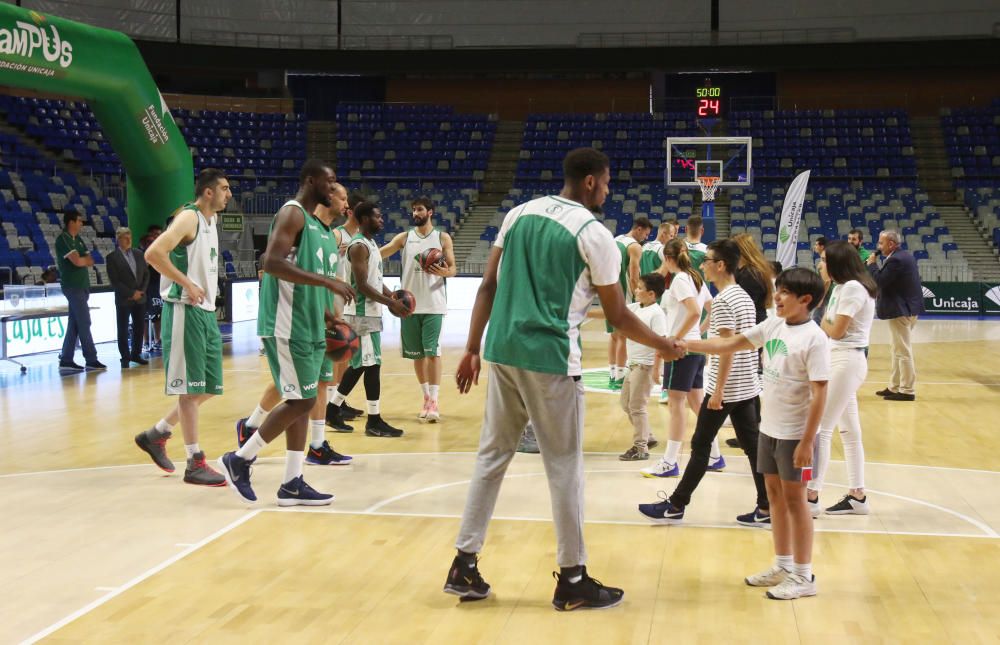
[
  {"xmin": 0, "ymin": 5, "xmax": 191, "ymax": 238},
  {"xmin": 775, "ymin": 170, "xmax": 810, "ymax": 269}
]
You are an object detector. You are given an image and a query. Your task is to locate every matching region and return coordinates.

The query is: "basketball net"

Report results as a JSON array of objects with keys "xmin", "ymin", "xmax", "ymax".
[{"xmin": 697, "ymin": 176, "xmax": 720, "ymax": 202}]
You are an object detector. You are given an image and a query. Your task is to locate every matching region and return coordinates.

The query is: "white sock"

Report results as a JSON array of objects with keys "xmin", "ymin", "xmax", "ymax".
[
  {"xmin": 309, "ymin": 419, "xmax": 325, "ymax": 448},
  {"xmin": 185, "ymin": 443, "xmax": 201, "ymax": 458},
  {"xmin": 284, "ymin": 450, "xmax": 304, "ymax": 484},
  {"xmin": 154, "ymin": 419, "xmax": 173, "ymax": 434},
  {"xmin": 429, "ymin": 384, "xmax": 440, "ymax": 402},
  {"xmin": 367, "ymin": 400, "xmax": 380, "ymax": 415},
  {"xmin": 776, "ymin": 554, "xmax": 794, "ymax": 571},
  {"xmin": 709, "ymin": 437, "xmax": 722, "ymax": 460},
  {"xmin": 420, "ymin": 382, "xmax": 430, "ymax": 397},
  {"xmin": 609, "ymin": 364, "xmax": 617, "ymax": 379},
  {"xmin": 664, "ymin": 440, "xmax": 682, "ymax": 466},
  {"xmin": 793, "ymin": 561, "xmax": 812, "ymax": 579},
  {"xmin": 246, "ymin": 404, "xmax": 268, "ymax": 429},
  {"xmin": 331, "ymin": 390, "xmax": 346, "ymax": 407},
  {"xmin": 327, "ymin": 385, "xmax": 337, "ymax": 400},
  {"xmin": 236, "ymin": 431, "xmax": 268, "ymax": 460},
  {"xmin": 616, "ymin": 365, "xmax": 627, "ymax": 379}
]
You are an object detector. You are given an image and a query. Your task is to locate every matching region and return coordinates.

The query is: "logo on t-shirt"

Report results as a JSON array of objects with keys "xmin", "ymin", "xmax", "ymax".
[{"xmin": 765, "ymin": 338, "xmax": 789, "ymax": 360}]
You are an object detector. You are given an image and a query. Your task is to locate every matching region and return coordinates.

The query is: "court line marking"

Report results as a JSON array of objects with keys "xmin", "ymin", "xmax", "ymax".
[
  {"xmin": 262, "ymin": 507, "xmax": 996, "ymax": 541},
  {"xmin": 360, "ymin": 468, "xmax": 999, "ymax": 539},
  {"xmin": 19, "ymin": 510, "xmax": 260, "ymax": 645}
]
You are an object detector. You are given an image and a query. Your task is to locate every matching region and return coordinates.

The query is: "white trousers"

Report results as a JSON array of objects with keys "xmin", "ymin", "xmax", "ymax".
[{"xmin": 809, "ymin": 347, "xmax": 867, "ymax": 493}]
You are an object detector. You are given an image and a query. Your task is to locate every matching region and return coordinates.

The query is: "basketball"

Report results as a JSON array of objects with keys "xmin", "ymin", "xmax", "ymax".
[
  {"xmin": 393, "ymin": 289, "xmax": 417, "ymax": 314},
  {"xmin": 325, "ymin": 321, "xmax": 359, "ymax": 361},
  {"xmin": 419, "ymin": 247, "xmax": 445, "ymax": 271}
]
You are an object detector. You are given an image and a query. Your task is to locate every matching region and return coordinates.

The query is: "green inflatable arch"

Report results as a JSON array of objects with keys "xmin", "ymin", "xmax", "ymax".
[{"xmin": 0, "ymin": 4, "xmax": 191, "ymax": 239}]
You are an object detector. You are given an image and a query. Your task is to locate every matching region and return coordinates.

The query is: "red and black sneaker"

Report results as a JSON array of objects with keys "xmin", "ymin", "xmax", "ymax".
[{"xmin": 135, "ymin": 428, "xmax": 175, "ymax": 473}]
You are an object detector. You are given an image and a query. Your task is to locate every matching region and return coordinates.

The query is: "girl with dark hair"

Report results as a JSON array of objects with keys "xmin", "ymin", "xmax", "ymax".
[{"xmin": 807, "ymin": 240, "xmax": 876, "ymax": 516}]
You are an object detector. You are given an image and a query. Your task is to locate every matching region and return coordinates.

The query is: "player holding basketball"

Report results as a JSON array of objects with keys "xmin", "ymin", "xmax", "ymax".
[
  {"xmin": 379, "ymin": 196, "xmax": 457, "ymax": 422},
  {"xmin": 607, "ymin": 217, "xmax": 653, "ymax": 389},
  {"xmin": 217, "ymin": 161, "xmax": 355, "ymax": 505},
  {"xmin": 134, "ymin": 169, "xmax": 229, "ymax": 486},
  {"xmin": 328, "ymin": 201, "xmax": 411, "ymax": 437},
  {"xmin": 234, "ymin": 182, "xmax": 354, "ymax": 466},
  {"xmin": 443, "ymin": 147, "xmax": 685, "ymax": 610}
]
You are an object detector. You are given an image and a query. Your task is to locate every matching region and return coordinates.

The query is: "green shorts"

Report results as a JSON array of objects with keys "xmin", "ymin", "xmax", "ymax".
[
  {"xmin": 261, "ymin": 336, "xmax": 324, "ymax": 400},
  {"xmin": 163, "ymin": 302, "xmax": 223, "ymax": 396},
  {"xmin": 320, "ymin": 357, "xmax": 335, "ymax": 382},
  {"xmin": 350, "ymin": 331, "xmax": 381, "ymax": 368},
  {"xmin": 401, "ymin": 313, "xmax": 443, "ymax": 359}
]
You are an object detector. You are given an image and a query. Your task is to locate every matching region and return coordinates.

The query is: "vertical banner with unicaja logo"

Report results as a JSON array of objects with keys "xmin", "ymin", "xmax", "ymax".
[
  {"xmin": 776, "ymin": 170, "xmax": 810, "ymax": 269},
  {"xmin": 0, "ymin": 4, "xmax": 192, "ymax": 237}
]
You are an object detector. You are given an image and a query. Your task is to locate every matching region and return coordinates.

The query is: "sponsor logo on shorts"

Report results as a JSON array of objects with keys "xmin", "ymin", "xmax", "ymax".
[
  {"xmin": 302, "ymin": 382, "xmax": 317, "ymax": 391},
  {"xmin": 188, "ymin": 380, "xmax": 206, "ymax": 388},
  {"xmin": 283, "ymin": 383, "xmax": 296, "ymax": 393},
  {"xmin": 170, "ymin": 378, "xmax": 183, "ymax": 388}
]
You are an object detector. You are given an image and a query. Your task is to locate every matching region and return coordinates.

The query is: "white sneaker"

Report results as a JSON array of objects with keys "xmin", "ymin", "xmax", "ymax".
[
  {"xmin": 658, "ymin": 389, "xmax": 669, "ymax": 405},
  {"xmin": 745, "ymin": 565, "xmax": 789, "ymax": 587},
  {"xmin": 640, "ymin": 459, "xmax": 679, "ymax": 478},
  {"xmin": 825, "ymin": 494, "xmax": 870, "ymax": 515},
  {"xmin": 426, "ymin": 400, "xmax": 440, "ymax": 423},
  {"xmin": 807, "ymin": 498, "xmax": 822, "ymax": 518},
  {"xmin": 418, "ymin": 395, "xmax": 429, "ymax": 420},
  {"xmin": 766, "ymin": 573, "xmax": 817, "ymax": 600}
]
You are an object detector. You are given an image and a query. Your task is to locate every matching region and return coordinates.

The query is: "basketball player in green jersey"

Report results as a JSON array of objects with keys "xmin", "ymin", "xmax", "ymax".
[
  {"xmin": 328, "ymin": 201, "xmax": 412, "ymax": 437},
  {"xmin": 218, "ymin": 161, "xmax": 356, "ymax": 505},
  {"xmin": 641, "ymin": 220, "xmax": 678, "ymax": 276},
  {"xmin": 379, "ymin": 196, "xmax": 457, "ymax": 422},
  {"xmin": 607, "ymin": 217, "xmax": 652, "ymax": 389},
  {"xmin": 684, "ymin": 214, "xmax": 708, "ymax": 278},
  {"xmin": 134, "ymin": 169, "xmax": 229, "ymax": 487},
  {"xmin": 233, "ymin": 182, "xmax": 354, "ymax": 466}
]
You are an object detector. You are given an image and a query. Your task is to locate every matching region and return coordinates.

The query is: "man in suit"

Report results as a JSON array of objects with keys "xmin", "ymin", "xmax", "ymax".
[
  {"xmin": 107, "ymin": 227, "xmax": 150, "ymax": 368},
  {"xmin": 867, "ymin": 229, "xmax": 924, "ymax": 401}
]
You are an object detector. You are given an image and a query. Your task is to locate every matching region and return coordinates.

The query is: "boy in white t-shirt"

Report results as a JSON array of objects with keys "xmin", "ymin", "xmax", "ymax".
[
  {"xmin": 680, "ymin": 267, "xmax": 830, "ymax": 600},
  {"xmin": 619, "ymin": 273, "xmax": 669, "ymax": 460}
]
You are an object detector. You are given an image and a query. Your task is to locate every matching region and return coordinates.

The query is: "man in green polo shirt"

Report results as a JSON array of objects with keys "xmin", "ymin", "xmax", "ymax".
[
  {"xmin": 55, "ymin": 211, "xmax": 105, "ymax": 370},
  {"xmin": 848, "ymin": 228, "xmax": 872, "ymax": 263}
]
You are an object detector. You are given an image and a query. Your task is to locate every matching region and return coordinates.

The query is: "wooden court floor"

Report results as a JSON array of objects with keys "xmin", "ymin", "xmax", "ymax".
[{"xmin": 2, "ymin": 317, "xmax": 1000, "ymax": 643}]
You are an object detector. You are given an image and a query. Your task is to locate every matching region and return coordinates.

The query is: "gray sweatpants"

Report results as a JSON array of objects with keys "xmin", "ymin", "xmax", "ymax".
[{"xmin": 455, "ymin": 363, "xmax": 586, "ymax": 567}]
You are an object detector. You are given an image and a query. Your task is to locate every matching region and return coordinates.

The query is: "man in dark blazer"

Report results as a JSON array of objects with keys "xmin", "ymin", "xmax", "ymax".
[
  {"xmin": 107, "ymin": 227, "xmax": 150, "ymax": 368},
  {"xmin": 867, "ymin": 228, "xmax": 924, "ymax": 401}
]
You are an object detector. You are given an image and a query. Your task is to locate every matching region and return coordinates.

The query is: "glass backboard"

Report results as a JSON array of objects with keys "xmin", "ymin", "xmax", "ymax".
[{"xmin": 666, "ymin": 136, "xmax": 752, "ymax": 187}]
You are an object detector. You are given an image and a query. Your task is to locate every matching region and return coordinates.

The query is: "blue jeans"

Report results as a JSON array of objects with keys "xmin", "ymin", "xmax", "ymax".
[{"xmin": 61, "ymin": 287, "xmax": 98, "ymax": 364}]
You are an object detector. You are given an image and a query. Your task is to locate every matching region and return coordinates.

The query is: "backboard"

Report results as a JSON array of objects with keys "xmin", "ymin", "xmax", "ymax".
[{"xmin": 666, "ymin": 136, "xmax": 752, "ymax": 187}]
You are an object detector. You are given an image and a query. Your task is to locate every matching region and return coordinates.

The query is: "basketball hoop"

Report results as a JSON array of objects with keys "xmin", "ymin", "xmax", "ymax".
[{"xmin": 697, "ymin": 176, "xmax": 720, "ymax": 202}]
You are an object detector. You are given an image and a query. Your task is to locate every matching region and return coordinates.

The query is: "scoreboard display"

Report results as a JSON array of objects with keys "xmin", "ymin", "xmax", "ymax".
[{"xmin": 696, "ymin": 85, "xmax": 721, "ymax": 118}]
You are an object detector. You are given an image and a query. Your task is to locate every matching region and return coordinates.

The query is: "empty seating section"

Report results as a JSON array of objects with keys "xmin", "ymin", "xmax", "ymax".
[
  {"xmin": 729, "ymin": 182, "xmax": 967, "ymax": 281},
  {"xmin": 362, "ymin": 181, "xmax": 473, "ymax": 245},
  {"xmin": 729, "ymin": 109, "xmax": 916, "ymax": 180},
  {"xmin": 945, "ymin": 100, "xmax": 1000, "ymax": 255}
]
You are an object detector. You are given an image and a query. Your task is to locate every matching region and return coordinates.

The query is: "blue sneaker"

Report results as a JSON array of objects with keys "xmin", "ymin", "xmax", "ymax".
[
  {"xmin": 736, "ymin": 506, "xmax": 771, "ymax": 528},
  {"xmin": 707, "ymin": 455, "xmax": 727, "ymax": 472},
  {"xmin": 640, "ymin": 459, "xmax": 679, "ymax": 478},
  {"xmin": 305, "ymin": 441, "xmax": 353, "ymax": 466},
  {"xmin": 234, "ymin": 419, "xmax": 258, "ymax": 464},
  {"xmin": 277, "ymin": 475, "xmax": 334, "ymax": 507},
  {"xmin": 638, "ymin": 492, "xmax": 685, "ymax": 524},
  {"xmin": 217, "ymin": 452, "xmax": 256, "ymax": 504}
]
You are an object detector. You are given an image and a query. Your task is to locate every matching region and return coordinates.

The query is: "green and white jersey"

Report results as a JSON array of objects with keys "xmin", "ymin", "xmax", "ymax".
[
  {"xmin": 401, "ymin": 227, "xmax": 447, "ymax": 315},
  {"xmin": 348, "ymin": 233, "xmax": 384, "ymax": 318},
  {"xmin": 614, "ymin": 234, "xmax": 639, "ymax": 296},
  {"xmin": 257, "ymin": 200, "xmax": 334, "ymax": 342},
  {"xmin": 320, "ymin": 224, "xmax": 341, "ymax": 312},
  {"xmin": 483, "ymin": 195, "xmax": 620, "ymax": 376},
  {"xmin": 161, "ymin": 202, "xmax": 219, "ymax": 313},
  {"xmin": 639, "ymin": 240, "xmax": 665, "ymax": 275},
  {"xmin": 685, "ymin": 239, "xmax": 707, "ymax": 278}
]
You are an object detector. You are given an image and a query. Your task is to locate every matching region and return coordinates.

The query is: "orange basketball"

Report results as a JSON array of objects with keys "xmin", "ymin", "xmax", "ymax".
[
  {"xmin": 325, "ymin": 321, "xmax": 360, "ymax": 361},
  {"xmin": 420, "ymin": 247, "xmax": 444, "ymax": 271},
  {"xmin": 393, "ymin": 289, "xmax": 417, "ymax": 314}
]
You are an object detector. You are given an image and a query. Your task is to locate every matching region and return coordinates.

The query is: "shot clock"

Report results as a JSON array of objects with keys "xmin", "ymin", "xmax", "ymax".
[{"xmin": 696, "ymin": 86, "xmax": 722, "ymax": 118}]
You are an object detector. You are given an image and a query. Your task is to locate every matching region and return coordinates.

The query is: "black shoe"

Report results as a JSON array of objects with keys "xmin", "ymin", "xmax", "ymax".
[
  {"xmin": 325, "ymin": 404, "xmax": 354, "ymax": 433},
  {"xmin": 59, "ymin": 361, "xmax": 84, "ymax": 371},
  {"xmin": 342, "ymin": 402, "xmax": 364, "ymax": 419},
  {"xmin": 365, "ymin": 417, "xmax": 403, "ymax": 437},
  {"xmin": 646, "ymin": 438, "xmax": 659, "ymax": 450},
  {"xmin": 85, "ymin": 361, "xmax": 107, "ymax": 370},
  {"xmin": 552, "ymin": 567, "xmax": 624, "ymax": 611},
  {"xmin": 726, "ymin": 437, "xmax": 741, "ymax": 449},
  {"xmin": 884, "ymin": 392, "xmax": 915, "ymax": 401},
  {"xmin": 443, "ymin": 554, "xmax": 491, "ymax": 600},
  {"xmin": 121, "ymin": 359, "xmax": 131, "ymax": 368},
  {"xmin": 875, "ymin": 388, "xmax": 893, "ymax": 397},
  {"xmin": 131, "ymin": 355, "xmax": 149, "ymax": 365}
]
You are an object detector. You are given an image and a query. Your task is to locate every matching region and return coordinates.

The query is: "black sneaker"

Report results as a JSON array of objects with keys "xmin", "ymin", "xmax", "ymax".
[
  {"xmin": 552, "ymin": 567, "xmax": 624, "ymax": 611},
  {"xmin": 365, "ymin": 417, "xmax": 403, "ymax": 437},
  {"xmin": 59, "ymin": 361, "xmax": 84, "ymax": 371},
  {"xmin": 85, "ymin": 361, "xmax": 107, "ymax": 370},
  {"xmin": 325, "ymin": 404, "xmax": 354, "ymax": 433},
  {"xmin": 725, "ymin": 437, "xmax": 741, "ymax": 449},
  {"xmin": 135, "ymin": 429, "xmax": 175, "ymax": 473},
  {"xmin": 443, "ymin": 555, "xmax": 491, "ymax": 600},
  {"xmin": 342, "ymin": 402, "xmax": 364, "ymax": 419}
]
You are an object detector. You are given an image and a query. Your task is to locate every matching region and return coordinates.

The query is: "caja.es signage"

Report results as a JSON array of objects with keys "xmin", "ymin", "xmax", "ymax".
[{"xmin": 0, "ymin": 13, "xmax": 73, "ymax": 69}]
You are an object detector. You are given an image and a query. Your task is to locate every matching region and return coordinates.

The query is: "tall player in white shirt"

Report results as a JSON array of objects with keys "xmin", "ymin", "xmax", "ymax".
[
  {"xmin": 809, "ymin": 240, "xmax": 876, "ymax": 516},
  {"xmin": 380, "ymin": 196, "xmax": 457, "ymax": 421}
]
